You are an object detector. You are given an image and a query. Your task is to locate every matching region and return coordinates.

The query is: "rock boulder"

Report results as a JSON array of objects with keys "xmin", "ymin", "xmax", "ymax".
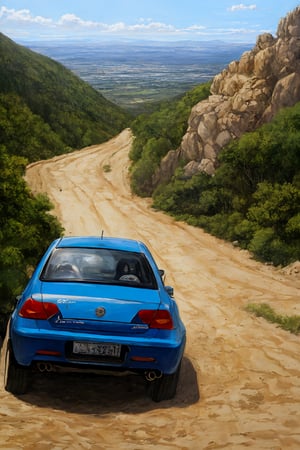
[{"xmin": 153, "ymin": 7, "xmax": 300, "ymax": 188}]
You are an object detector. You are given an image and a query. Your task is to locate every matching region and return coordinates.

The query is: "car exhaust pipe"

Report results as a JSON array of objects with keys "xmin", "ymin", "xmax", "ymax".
[
  {"xmin": 37, "ymin": 362, "xmax": 54, "ymax": 372},
  {"xmin": 145, "ymin": 370, "xmax": 162, "ymax": 381}
]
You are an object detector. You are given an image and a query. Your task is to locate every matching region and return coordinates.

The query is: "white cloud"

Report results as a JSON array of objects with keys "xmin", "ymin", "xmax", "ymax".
[
  {"xmin": 58, "ymin": 14, "xmax": 99, "ymax": 28},
  {"xmin": 0, "ymin": 6, "xmax": 52, "ymax": 25},
  {"xmin": 229, "ymin": 4, "xmax": 257, "ymax": 12},
  {"xmin": 185, "ymin": 25, "xmax": 206, "ymax": 31},
  {"xmin": 127, "ymin": 21, "xmax": 176, "ymax": 33},
  {"xmin": 0, "ymin": 8, "xmax": 180, "ymax": 35},
  {"xmin": 56, "ymin": 15, "xmax": 178, "ymax": 34},
  {"xmin": 104, "ymin": 22, "xmax": 127, "ymax": 32},
  {"xmin": 0, "ymin": 6, "xmax": 259, "ymax": 41}
]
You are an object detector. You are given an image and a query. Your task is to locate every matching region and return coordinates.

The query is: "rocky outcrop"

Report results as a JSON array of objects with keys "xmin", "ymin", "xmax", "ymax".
[{"xmin": 153, "ymin": 6, "xmax": 300, "ymax": 186}]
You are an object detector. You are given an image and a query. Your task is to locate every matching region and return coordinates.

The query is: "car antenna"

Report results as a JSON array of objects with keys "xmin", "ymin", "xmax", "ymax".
[{"xmin": 101, "ymin": 230, "xmax": 104, "ymax": 239}]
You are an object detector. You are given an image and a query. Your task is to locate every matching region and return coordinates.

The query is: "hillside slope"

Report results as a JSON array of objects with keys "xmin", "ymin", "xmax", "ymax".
[{"xmin": 0, "ymin": 32, "xmax": 130, "ymax": 153}]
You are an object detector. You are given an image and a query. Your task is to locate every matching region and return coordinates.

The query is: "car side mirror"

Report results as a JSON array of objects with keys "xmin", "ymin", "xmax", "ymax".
[{"xmin": 165, "ymin": 285, "xmax": 174, "ymax": 297}]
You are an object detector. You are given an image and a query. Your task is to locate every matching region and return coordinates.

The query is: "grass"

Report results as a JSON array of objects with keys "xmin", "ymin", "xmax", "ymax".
[
  {"xmin": 103, "ymin": 164, "xmax": 111, "ymax": 173},
  {"xmin": 245, "ymin": 303, "xmax": 300, "ymax": 335}
]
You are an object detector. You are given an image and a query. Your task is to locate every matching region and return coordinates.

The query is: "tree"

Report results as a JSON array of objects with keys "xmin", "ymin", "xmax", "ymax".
[
  {"xmin": 247, "ymin": 182, "xmax": 300, "ymax": 234},
  {"xmin": 0, "ymin": 93, "xmax": 67, "ymax": 161},
  {"xmin": 0, "ymin": 145, "xmax": 63, "ymax": 316}
]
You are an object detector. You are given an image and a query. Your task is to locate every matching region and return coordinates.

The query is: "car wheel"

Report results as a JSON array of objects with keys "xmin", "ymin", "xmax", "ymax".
[
  {"xmin": 3, "ymin": 340, "xmax": 30, "ymax": 395},
  {"xmin": 147, "ymin": 361, "xmax": 181, "ymax": 402}
]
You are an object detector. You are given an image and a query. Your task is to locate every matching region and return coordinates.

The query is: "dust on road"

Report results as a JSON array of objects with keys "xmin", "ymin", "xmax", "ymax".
[{"xmin": 1, "ymin": 128, "xmax": 299, "ymax": 449}]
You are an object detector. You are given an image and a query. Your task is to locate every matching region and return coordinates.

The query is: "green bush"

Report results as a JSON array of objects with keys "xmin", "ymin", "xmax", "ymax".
[
  {"xmin": 249, "ymin": 229, "xmax": 292, "ymax": 265},
  {"xmin": 151, "ymin": 103, "xmax": 300, "ymax": 266},
  {"xmin": 0, "ymin": 145, "xmax": 63, "ymax": 315}
]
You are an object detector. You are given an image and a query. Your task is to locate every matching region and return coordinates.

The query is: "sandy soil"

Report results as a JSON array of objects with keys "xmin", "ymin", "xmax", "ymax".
[{"xmin": 1, "ymin": 128, "xmax": 300, "ymax": 449}]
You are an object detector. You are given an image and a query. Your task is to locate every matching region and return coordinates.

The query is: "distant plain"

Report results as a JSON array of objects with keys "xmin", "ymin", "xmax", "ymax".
[{"xmin": 26, "ymin": 40, "xmax": 252, "ymax": 112}]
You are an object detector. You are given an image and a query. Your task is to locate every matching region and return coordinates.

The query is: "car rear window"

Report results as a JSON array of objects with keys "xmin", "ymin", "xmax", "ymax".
[{"xmin": 40, "ymin": 248, "xmax": 157, "ymax": 289}]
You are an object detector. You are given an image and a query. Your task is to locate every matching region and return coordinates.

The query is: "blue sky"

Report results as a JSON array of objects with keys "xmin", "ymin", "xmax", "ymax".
[{"xmin": 0, "ymin": 1, "xmax": 299, "ymax": 43}]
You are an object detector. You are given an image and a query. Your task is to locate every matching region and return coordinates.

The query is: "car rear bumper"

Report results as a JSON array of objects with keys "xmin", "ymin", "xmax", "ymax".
[{"xmin": 10, "ymin": 324, "xmax": 186, "ymax": 375}]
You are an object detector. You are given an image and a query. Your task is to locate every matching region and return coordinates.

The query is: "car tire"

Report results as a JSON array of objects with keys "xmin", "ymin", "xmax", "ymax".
[
  {"xmin": 3, "ymin": 339, "xmax": 30, "ymax": 395},
  {"xmin": 147, "ymin": 361, "xmax": 181, "ymax": 402}
]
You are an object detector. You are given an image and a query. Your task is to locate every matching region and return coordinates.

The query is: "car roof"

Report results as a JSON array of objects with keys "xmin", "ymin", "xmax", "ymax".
[{"xmin": 56, "ymin": 236, "xmax": 146, "ymax": 253}]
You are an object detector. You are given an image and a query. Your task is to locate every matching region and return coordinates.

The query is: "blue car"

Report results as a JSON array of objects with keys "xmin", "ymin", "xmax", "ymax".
[{"xmin": 3, "ymin": 236, "xmax": 186, "ymax": 402}]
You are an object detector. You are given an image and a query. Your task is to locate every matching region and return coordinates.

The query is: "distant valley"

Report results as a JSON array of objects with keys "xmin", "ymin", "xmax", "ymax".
[{"xmin": 25, "ymin": 40, "xmax": 252, "ymax": 112}]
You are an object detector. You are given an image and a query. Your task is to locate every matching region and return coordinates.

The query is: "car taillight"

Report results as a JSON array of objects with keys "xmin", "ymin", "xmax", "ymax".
[
  {"xmin": 19, "ymin": 298, "xmax": 59, "ymax": 320},
  {"xmin": 138, "ymin": 310, "xmax": 174, "ymax": 330}
]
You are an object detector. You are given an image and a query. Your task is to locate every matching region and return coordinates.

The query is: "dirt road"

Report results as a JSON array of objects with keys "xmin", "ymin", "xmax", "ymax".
[{"xmin": 1, "ymin": 128, "xmax": 299, "ymax": 449}]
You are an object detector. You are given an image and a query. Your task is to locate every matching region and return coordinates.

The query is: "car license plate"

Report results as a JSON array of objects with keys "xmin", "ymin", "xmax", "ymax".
[{"xmin": 73, "ymin": 341, "xmax": 121, "ymax": 357}]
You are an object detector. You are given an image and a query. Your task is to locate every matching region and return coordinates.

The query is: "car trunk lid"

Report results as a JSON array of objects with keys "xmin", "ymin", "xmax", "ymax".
[{"xmin": 39, "ymin": 281, "xmax": 161, "ymax": 333}]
